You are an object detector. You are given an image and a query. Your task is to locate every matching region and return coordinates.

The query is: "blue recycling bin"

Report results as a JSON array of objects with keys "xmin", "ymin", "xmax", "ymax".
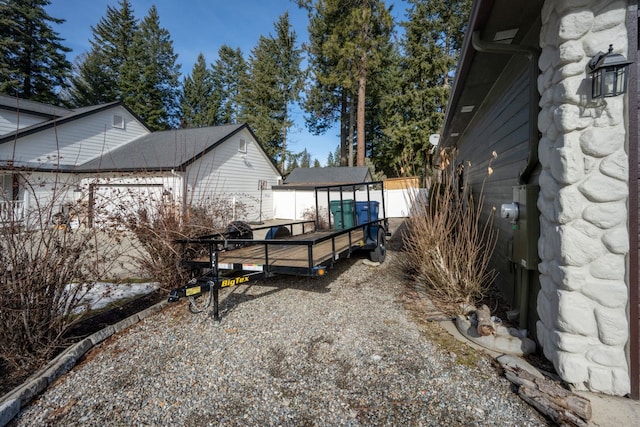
[
  {"xmin": 355, "ymin": 201, "xmax": 379, "ymax": 225},
  {"xmin": 355, "ymin": 201, "xmax": 380, "ymax": 241}
]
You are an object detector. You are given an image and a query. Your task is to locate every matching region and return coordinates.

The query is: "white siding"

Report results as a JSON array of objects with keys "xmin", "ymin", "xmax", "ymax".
[
  {"xmin": 76, "ymin": 173, "xmax": 181, "ymax": 228},
  {"xmin": 17, "ymin": 171, "xmax": 82, "ymax": 227},
  {"xmin": 186, "ymin": 128, "xmax": 281, "ymax": 222},
  {"xmin": 0, "ymin": 105, "xmax": 149, "ymax": 167},
  {"xmin": 0, "ymin": 111, "xmax": 46, "ymax": 135}
]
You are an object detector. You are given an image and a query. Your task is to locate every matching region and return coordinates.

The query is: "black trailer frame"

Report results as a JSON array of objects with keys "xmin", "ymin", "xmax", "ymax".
[{"xmin": 168, "ymin": 181, "xmax": 388, "ymax": 321}]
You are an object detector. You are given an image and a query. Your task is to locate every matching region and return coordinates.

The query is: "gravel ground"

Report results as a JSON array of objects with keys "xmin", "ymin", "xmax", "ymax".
[{"xmin": 10, "ymin": 249, "xmax": 548, "ymax": 426}]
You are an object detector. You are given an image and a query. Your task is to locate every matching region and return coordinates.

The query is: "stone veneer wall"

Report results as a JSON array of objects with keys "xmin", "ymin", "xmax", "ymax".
[{"xmin": 536, "ymin": 0, "xmax": 630, "ymax": 395}]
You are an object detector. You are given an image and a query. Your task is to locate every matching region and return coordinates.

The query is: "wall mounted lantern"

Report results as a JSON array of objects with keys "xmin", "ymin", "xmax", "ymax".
[{"xmin": 588, "ymin": 44, "xmax": 632, "ymax": 98}]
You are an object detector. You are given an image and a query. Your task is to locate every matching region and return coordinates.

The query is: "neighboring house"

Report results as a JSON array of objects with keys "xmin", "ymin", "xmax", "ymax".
[
  {"xmin": 0, "ymin": 95, "xmax": 281, "ymax": 227},
  {"xmin": 439, "ymin": 0, "xmax": 638, "ymax": 397}
]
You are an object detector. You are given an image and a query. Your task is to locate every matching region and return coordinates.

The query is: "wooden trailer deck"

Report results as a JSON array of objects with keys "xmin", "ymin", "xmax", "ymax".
[{"xmin": 218, "ymin": 228, "xmax": 366, "ymax": 269}]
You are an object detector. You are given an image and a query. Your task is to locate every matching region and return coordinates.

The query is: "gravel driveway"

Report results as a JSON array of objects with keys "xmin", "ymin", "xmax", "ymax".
[{"xmin": 10, "ymin": 249, "xmax": 547, "ymax": 426}]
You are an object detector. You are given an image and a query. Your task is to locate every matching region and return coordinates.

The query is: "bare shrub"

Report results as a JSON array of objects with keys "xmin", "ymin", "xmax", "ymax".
[
  {"xmin": 0, "ymin": 175, "xmax": 121, "ymax": 380},
  {"xmin": 120, "ymin": 194, "xmax": 249, "ymax": 290},
  {"xmin": 302, "ymin": 206, "xmax": 330, "ymax": 230},
  {"xmin": 401, "ymin": 169, "xmax": 498, "ymax": 315}
]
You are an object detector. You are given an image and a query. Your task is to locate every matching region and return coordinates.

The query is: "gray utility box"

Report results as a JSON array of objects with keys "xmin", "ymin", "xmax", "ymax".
[{"xmin": 511, "ymin": 184, "xmax": 540, "ymax": 270}]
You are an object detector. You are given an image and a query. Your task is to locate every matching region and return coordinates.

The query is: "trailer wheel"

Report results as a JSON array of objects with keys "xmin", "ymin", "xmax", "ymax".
[
  {"xmin": 225, "ymin": 221, "xmax": 254, "ymax": 248},
  {"xmin": 370, "ymin": 227, "xmax": 386, "ymax": 263}
]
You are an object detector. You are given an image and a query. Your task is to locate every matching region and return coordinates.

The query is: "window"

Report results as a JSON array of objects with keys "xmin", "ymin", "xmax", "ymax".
[
  {"xmin": 113, "ymin": 115, "xmax": 125, "ymax": 129},
  {"xmin": 239, "ymin": 138, "xmax": 247, "ymax": 153}
]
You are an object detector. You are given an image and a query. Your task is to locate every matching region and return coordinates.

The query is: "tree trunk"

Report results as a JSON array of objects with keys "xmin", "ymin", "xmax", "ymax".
[
  {"xmin": 281, "ymin": 104, "xmax": 288, "ymax": 172},
  {"xmin": 348, "ymin": 94, "xmax": 355, "ymax": 167},
  {"xmin": 356, "ymin": 57, "xmax": 366, "ymax": 167},
  {"xmin": 340, "ymin": 89, "xmax": 348, "ymax": 167}
]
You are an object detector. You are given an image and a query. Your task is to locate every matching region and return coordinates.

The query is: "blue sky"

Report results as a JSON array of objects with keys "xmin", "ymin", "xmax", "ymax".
[{"xmin": 46, "ymin": 0, "xmax": 405, "ymax": 165}]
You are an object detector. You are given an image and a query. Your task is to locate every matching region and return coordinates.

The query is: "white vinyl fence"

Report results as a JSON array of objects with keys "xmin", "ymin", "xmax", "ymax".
[{"xmin": 272, "ymin": 187, "xmax": 427, "ymax": 220}]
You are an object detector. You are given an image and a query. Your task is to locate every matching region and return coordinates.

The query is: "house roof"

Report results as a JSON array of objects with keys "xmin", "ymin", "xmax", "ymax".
[
  {"xmin": 0, "ymin": 101, "xmax": 152, "ymax": 145},
  {"xmin": 0, "ymin": 94, "xmax": 72, "ymax": 119},
  {"xmin": 277, "ymin": 166, "xmax": 372, "ymax": 189},
  {"xmin": 76, "ymin": 123, "xmax": 267, "ymax": 172},
  {"xmin": 440, "ymin": 0, "xmax": 544, "ymax": 150}
]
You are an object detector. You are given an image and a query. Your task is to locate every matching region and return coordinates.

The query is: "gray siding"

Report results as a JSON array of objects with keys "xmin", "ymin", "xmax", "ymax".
[
  {"xmin": 456, "ymin": 56, "xmax": 539, "ymax": 305},
  {"xmin": 0, "ymin": 111, "xmax": 44, "ymax": 135},
  {"xmin": 0, "ymin": 106, "xmax": 149, "ymax": 167},
  {"xmin": 186, "ymin": 128, "xmax": 281, "ymax": 222}
]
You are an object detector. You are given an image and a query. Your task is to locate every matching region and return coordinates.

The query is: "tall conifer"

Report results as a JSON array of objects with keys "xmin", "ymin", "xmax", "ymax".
[
  {"xmin": 0, "ymin": 0, "xmax": 71, "ymax": 104},
  {"xmin": 379, "ymin": 0, "xmax": 471, "ymax": 178},
  {"xmin": 240, "ymin": 13, "xmax": 304, "ymax": 168},
  {"xmin": 180, "ymin": 53, "xmax": 218, "ymax": 128},
  {"xmin": 120, "ymin": 6, "xmax": 181, "ymax": 130},
  {"xmin": 66, "ymin": 0, "xmax": 138, "ymax": 105},
  {"xmin": 212, "ymin": 45, "xmax": 247, "ymax": 125}
]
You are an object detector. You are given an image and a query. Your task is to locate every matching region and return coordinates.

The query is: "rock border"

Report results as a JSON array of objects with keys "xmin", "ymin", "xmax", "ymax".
[{"xmin": 0, "ymin": 301, "xmax": 168, "ymax": 427}]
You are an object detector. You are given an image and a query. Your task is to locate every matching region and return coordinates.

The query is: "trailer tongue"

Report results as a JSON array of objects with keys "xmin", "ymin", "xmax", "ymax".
[{"xmin": 168, "ymin": 181, "xmax": 388, "ymax": 322}]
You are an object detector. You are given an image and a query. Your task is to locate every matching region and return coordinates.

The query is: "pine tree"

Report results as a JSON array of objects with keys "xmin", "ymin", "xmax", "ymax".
[
  {"xmin": 379, "ymin": 0, "xmax": 471, "ymax": 178},
  {"xmin": 299, "ymin": 0, "xmax": 393, "ymax": 167},
  {"xmin": 65, "ymin": 0, "xmax": 138, "ymax": 105},
  {"xmin": 239, "ymin": 13, "xmax": 304, "ymax": 168},
  {"xmin": 299, "ymin": 148, "xmax": 312, "ymax": 168},
  {"xmin": 180, "ymin": 53, "xmax": 219, "ymax": 128},
  {"xmin": 313, "ymin": 158, "xmax": 321, "ymax": 168},
  {"xmin": 120, "ymin": 5, "xmax": 181, "ymax": 130},
  {"xmin": 301, "ymin": 0, "xmax": 350, "ymax": 165},
  {"xmin": 212, "ymin": 45, "xmax": 247, "ymax": 124},
  {"xmin": 0, "ymin": 0, "xmax": 72, "ymax": 104}
]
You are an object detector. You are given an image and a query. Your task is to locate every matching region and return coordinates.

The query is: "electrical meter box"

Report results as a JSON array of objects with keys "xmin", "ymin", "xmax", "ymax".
[{"xmin": 511, "ymin": 185, "xmax": 540, "ymax": 270}]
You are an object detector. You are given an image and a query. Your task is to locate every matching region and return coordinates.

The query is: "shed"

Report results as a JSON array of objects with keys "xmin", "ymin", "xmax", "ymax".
[{"xmin": 278, "ymin": 166, "xmax": 373, "ymax": 189}]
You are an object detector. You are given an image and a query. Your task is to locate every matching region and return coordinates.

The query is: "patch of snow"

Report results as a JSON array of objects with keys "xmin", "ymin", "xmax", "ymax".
[{"xmin": 68, "ymin": 282, "xmax": 160, "ymax": 313}]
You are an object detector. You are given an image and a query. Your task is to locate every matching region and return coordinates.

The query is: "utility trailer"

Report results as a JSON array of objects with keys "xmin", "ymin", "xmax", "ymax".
[{"xmin": 168, "ymin": 181, "xmax": 389, "ymax": 321}]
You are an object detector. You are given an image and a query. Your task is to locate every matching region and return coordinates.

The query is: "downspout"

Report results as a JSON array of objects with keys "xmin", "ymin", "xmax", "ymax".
[
  {"xmin": 471, "ymin": 31, "xmax": 540, "ymax": 184},
  {"xmin": 471, "ymin": 31, "xmax": 541, "ymax": 332}
]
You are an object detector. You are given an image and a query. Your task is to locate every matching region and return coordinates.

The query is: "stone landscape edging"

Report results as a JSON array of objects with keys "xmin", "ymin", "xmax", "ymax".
[{"xmin": 0, "ymin": 301, "xmax": 168, "ymax": 427}]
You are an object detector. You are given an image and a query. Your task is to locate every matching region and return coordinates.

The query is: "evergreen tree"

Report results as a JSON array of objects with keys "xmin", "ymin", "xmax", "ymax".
[
  {"xmin": 345, "ymin": 1, "xmax": 393, "ymax": 167},
  {"xmin": 180, "ymin": 53, "xmax": 219, "ymax": 128},
  {"xmin": 380, "ymin": 0, "xmax": 471, "ymax": 178},
  {"xmin": 299, "ymin": 148, "xmax": 312, "ymax": 168},
  {"xmin": 285, "ymin": 153, "xmax": 300, "ymax": 175},
  {"xmin": 212, "ymin": 45, "xmax": 247, "ymax": 124},
  {"xmin": 0, "ymin": 0, "xmax": 72, "ymax": 104},
  {"xmin": 313, "ymin": 158, "xmax": 321, "ymax": 168},
  {"xmin": 325, "ymin": 144, "xmax": 341, "ymax": 167},
  {"xmin": 301, "ymin": 0, "xmax": 350, "ymax": 165},
  {"xmin": 65, "ymin": 0, "xmax": 138, "ymax": 105},
  {"xmin": 299, "ymin": 0, "xmax": 393, "ymax": 167},
  {"xmin": 326, "ymin": 151, "xmax": 335, "ymax": 167},
  {"xmin": 239, "ymin": 13, "xmax": 304, "ymax": 168},
  {"xmin": 120, "ymin": 5, "xmax": 181, "ymax": 130}
]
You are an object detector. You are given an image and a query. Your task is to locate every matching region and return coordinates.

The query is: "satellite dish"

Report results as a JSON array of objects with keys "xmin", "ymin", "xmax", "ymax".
[{"xmin": 429, "ymin": 134, "xmax": 440, "ymax": 146}]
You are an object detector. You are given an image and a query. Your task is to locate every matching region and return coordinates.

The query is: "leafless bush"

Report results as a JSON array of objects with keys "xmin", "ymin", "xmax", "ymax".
[
  {"xmin": 120, "ymin": 194, "xmax": 249, "ymax": 290},
  {"xmin": 302, "ymin": 206, "xmax": 330, "ymax": 230},
  {"xmin": 0, "ymin": 176, "xmax": 121, "ymax": 379},
  {"xmin": 401, "ymin": 165, "xmax": 498, "ymax": 315}
]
